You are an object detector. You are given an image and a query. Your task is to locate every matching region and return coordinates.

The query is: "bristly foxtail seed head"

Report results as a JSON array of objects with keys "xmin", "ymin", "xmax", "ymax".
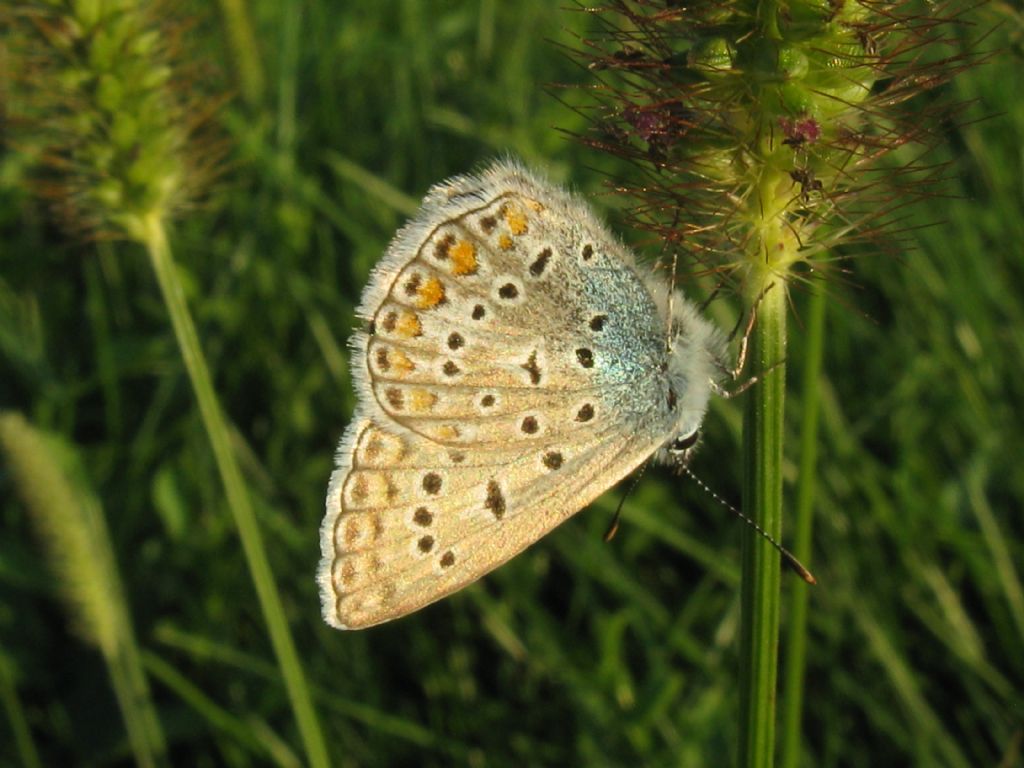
[
  {"xmin": 8, "ymin": 1, "xmax": 221, "ymax": 243},
  {"xmin": 573, "ymin": 0, "xmax": 979, "ymax": 298}
]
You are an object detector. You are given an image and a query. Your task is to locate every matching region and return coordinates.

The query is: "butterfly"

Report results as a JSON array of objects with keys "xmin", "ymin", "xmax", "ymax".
[{"xmin": 318, "ymin": 160, "xmax": 733, "ymax": 629}]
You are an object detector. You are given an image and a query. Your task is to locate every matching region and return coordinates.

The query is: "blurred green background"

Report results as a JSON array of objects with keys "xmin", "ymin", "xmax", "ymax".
[{"xmin": 1, "ymin": 1, "xmax": 1022, "ymax": 766}]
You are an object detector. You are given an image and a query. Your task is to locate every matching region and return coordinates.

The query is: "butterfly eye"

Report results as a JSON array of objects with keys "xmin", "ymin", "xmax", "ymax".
[{"xmin": 669, "ymin": 431, "xmax": 700, "ymax": 453}]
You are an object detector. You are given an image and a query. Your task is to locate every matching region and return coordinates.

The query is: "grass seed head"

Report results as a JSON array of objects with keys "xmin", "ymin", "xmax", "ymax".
[
  {"xmin": 572, "ymin": 0, "xmax": 981, "ymax": 295},
  {"xmin": 7, "ymin": 0, "xmax": 221, "ymax": 242}
]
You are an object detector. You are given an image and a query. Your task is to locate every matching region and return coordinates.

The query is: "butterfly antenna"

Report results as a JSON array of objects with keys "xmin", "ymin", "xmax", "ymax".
[
  {"xmin": 682, "ymin": 467, "xmax": 817, "ymax": 585},
  {"xmin": 604, "ymin": 461, "xmax": 651, "ymax": 542},
  {"xmin": 663, "ymin": 208, "xmax": 682, "ymax": 351}
]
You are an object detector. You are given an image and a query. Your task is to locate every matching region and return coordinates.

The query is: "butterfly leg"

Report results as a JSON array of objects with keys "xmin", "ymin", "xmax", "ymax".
[
  {"xmin": 726, "ymin": 300, "xmax": 758, "ymax": 380},
  {"xmin": 713, "ymin": 283, "xmax": 783, "ymax": 398}
]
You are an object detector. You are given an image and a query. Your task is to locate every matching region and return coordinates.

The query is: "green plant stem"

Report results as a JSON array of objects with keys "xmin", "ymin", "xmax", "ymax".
[
  {"xmin": 107, "ymin": 639, "xmax": 168, "ymax": 768},
  {"xmin": 0, "ymin": 648, "xmax": 42, "ymax": 768},
  {"xmin": 779, "ymin": 280, "xmax": 827, "ymax": 768},
  {"xmin": 140, "ymin": 214, "xmax": 330, "ymax": 768},
  {"xmin": 739, "ymin": 278, "xmax": 787, "ymax": 768},
  {"xmin": 217, "ymin": 0, "xmax": 266, "ymax": 107}
]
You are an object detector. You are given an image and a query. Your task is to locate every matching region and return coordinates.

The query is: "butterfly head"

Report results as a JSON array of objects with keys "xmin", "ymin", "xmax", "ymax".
[{"xmin": 656, "ymin": 293, "xmax": 728, "ymax": 468}]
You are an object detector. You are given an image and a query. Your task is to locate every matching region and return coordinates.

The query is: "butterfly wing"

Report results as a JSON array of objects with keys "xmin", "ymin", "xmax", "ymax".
[
  {"xmin": 320, "ymin": 414, "xmax": 664, "ymax": 628},
  {"xmin": 319, "ymin": 162, "xmax": 677, "ymax": 629}
]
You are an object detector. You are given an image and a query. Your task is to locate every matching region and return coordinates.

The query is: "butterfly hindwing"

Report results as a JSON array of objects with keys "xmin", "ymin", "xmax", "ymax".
[{"xmin": 319, "ymin": 413, "xmax": 664, "ymax": 629}]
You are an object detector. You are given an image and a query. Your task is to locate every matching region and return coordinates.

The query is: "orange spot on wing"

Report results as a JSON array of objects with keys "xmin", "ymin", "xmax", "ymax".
[
  {"xmin": 433, "ymin": 424, "xmax": 461, "ymax": 441},
  {"xmin": 505, "ymin": 206, "xmax": 528, "ymax": 235},
  {"xmin": 350, "ymin": 473, "xmax": 368, "ymax": 502},
  {"xmin": 395, "ymin": 312, "xmax": 422, "ymax": 338},
  {"xmin": 416, "ymin": 277, "xmax": 446, "ymax": 309},
  {"xmin": 409, "ymin": 389, "xmax": 437, "ymax": 412},
  {"xmin": 498, "ymin": 234, "xmax": 513, "ymax": 251},
  {"xmin": 346, "ymin": 471, "xmax": 396, "ymax": 508},
  {"xmin": 450, "ymin": 240, "xmax": 478, "ymax": 276},
  {"xmin": 339, "ymin": 558, "xmax": 357, "ymax": 586},
  {"xmin": 390, "ymin": 349, "xmax": 415, "ymax": 374},
  {"xmin": 358, "ymin": 429, "xmax": 406, "ymax": 466},
  {"xmin": 343, "ymin": 517, "xmax": 362, "ymax": 546},
  {"xmin": 342, "ymin": 513, "xmax": 384, "ymax": 548}
]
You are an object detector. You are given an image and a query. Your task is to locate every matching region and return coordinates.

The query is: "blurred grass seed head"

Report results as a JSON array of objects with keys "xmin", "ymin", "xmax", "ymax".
[{"xmin": 9, "ymin": 0, "xmax": 219, "ymax": 242}]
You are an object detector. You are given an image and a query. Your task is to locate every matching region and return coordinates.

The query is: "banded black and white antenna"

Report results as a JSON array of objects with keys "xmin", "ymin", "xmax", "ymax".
[{"xmin": 683, "ymin": 467, "xmax": 817, "ymax": 585}]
